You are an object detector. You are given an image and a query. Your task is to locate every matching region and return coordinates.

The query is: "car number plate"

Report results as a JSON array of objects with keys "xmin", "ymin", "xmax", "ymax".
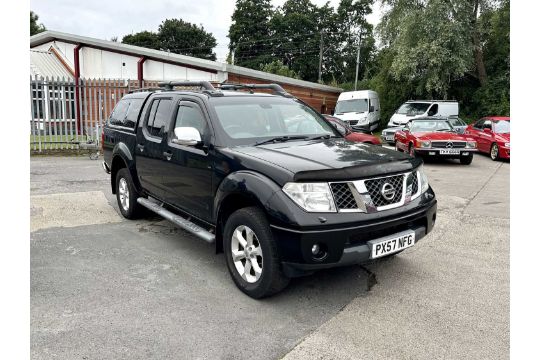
[
  {"xmin": 385, "ymin": 135, "xmax": 394, "ymax": 141},
  {"xmin": 439, "ymin": 149, "xmax": 460, "ymax": 155},
  {"xmin": 368, "ymin": 231, "xmax": 415, "ymax": 259}
]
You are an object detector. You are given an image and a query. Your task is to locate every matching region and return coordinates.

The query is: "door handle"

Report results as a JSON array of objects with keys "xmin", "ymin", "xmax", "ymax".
[
  {"xmin": 163, "ymin": 151, "xmax": 173, "ymax": 160},
  {"xmin": 136, "ymin": 144, "xmax": 145, "ymax": 152}
]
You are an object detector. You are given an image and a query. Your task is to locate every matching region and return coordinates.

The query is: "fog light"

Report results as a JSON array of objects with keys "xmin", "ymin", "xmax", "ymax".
[{"xmin": 311, "ymin": 244, "xmax": 320, "ymax": 255}]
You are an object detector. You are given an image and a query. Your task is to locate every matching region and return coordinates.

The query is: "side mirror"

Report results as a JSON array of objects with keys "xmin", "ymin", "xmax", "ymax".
[
  {"xmin": 483, "ymin": 127, "xmax": 492, "ymax": 134},
  {"xmin": 172, "ymin": 127, "xmax": 202, "ymax": 146},
  {"xmin": 369, "ymin": 105, "xmax": 375, "ymax": 113}
]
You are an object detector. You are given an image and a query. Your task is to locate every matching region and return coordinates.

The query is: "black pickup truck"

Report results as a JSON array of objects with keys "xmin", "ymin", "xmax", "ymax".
[{"xmin": 102, "ymin": 81, "xmax": 437, "ymax": 298}]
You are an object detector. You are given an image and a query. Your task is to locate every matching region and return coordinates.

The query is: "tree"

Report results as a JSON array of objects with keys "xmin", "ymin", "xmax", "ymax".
[
  {"xmin": 158, "ymin": 19, "xmax": 217, "ymax": 60},
  {"xmin": 260, "ymin": 60, "xmax": 299, "ymax": 78},
  {"xmin": 121, "ymin": 19, "xmax": 217, "ymax": 60},
  {"xmin": 30, "ymin": 11, "xmax": 46, "ymax": 36},
  {"xmin": 228, "ymin": 0, "xmax": 275, "ymax": 69},
  {"xmin": 122, "ymin": 31, "xmax": 161, "ymax": 50}
]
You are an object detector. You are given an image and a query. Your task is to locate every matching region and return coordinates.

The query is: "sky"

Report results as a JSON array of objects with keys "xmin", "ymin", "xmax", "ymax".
[{"xmin": 31, "ymin": 0, "xmax": 382, "ymax": 62}]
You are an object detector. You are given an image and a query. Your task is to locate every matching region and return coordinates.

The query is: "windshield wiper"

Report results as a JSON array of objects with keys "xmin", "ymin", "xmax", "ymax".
[
  {"xmin": 306, "ymin": 134, "xmax": 335, "ymax": 141},
  {"xmin": 254, "ymin": 135, "xmax": 309, "ymax": 146}
]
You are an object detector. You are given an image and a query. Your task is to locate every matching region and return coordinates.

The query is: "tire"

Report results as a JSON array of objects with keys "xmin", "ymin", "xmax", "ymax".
[
  {"xmin": 115, "ymin": 168, "xmax": 143, "ymax": 219},
  {"xmin": 490, "ymin": 143, "xmax": 499, "ymax": 161},
  {"xmin": 223, "ymin": 207, "xmax": 290, "ymax": 299},
  {"xmin": 460, "ymin": 154, "xmax": 473, "ymax": 165},
  {"xmin": 408, "ymin": 143, "xmax": 416, "ymax": 157}
]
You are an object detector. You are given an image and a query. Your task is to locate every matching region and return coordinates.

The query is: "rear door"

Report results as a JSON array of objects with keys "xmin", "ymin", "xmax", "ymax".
[
  {"xmin": 135, "ymin": 96, "xmax": 174, "ymax": 198},
  {"xmin": 160, "ymin": 97, "xmax": 214, "ymax": 222}
]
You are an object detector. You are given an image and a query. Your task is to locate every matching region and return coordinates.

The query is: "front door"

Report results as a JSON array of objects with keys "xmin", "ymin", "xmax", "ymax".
[
  {"xmin": 135, "ymin": 96, "xmax": 173, "ymax": 199},
  {"xmin": 161, "ymin": 98, "xmax": 213, "ymax": 222}
]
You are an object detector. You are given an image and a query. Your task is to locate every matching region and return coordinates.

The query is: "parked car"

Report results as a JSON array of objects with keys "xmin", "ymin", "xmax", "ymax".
[
  {"xmin": 102, "ymin": 81, "xmax": 437, "ymax": 299},
  {"xmin": 381, "ymin": 125, "xmax": 404, "ymax": 144},
  {"xmin": 447, "ymin": 116, "xmax": 468, "ymax": 134},
  {"xmin": 324, "ymin": 115, "xmax": 381, "ymax": 145},
  {"xmin": 333, "ymin": 90, "xmax": 380, "ymax": 131},
  {"xmin": 465, "ymin": 116, "xmax": 510, "ymax": 160},
  {"xmin": 388, "ymin": 100, "xmax": 459, "ymax": 127},
  {"xmin": 394, "ymin": 117, "xmax": 477, "ymax": 165}
]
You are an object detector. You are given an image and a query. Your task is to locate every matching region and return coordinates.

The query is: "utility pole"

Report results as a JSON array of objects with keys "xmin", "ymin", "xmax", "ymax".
[
  {"xmin": 354, "ymin": 31, "xmax": 362, "ymax": 90},
  {"xmin": 318, "ymin": 30, "xmax": 324, "ymax": 83}
]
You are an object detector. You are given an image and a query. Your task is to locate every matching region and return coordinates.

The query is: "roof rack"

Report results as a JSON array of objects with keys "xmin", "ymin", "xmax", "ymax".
[
  {"xmin": 158, "ymin": 81, "xmax": 216, "ymax": 91},
  {"xmin": 129, "ymin": 87, "xmax": 162, "ymax": 94},
  {"xmin": 220, "ymin": 83, "xmax": 294, "ymax": 98}
]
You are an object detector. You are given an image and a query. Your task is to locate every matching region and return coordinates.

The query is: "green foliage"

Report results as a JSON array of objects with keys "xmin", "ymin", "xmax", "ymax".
[
  {"xmin": 122, "ymin": 19, "xmax": 217, "ymax": 60},
  {"xmin": 229, "ymin": 0, "xmax": 275, "ymax": 68},
  {"xmin": 30, "ymin": 11, "xmax": 46, "ymax": 36},
  {"xmin": 122, "ymin": 31, "xmax": 160, "ymax": 50},
  {"xmin": 228, "ymin": 0, "xmax": 375, "ymax": 83},
  {"xmin": 259, "ymin": 60, "xmax": 299, "ymax": 78}
]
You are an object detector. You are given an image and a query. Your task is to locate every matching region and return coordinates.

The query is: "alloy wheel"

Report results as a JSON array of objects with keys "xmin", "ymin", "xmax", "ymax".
[
  {"xmin": 491, "ymin": 144, "xmax": 499, "ymax": 160},
  {"xmin": 118, "ymin": 178, "xmax": 130, "ymax": 211},
  {"xmin": 230, "ymin": 225, "xmax": 263, "ymax": 283}
]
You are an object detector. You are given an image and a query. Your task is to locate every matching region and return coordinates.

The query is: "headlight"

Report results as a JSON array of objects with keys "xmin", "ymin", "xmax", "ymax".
[
  {"xmin": 417, "ymin": 165, "xmax": 429, "ymax": 193},
  {"xmin": 504, "ymin": 142, "xmax": 510, "ymax": 148},
  {"xmin": 418, "ymin": 140, "xmax": 431, "ymax": 148},
  {"xmin": 359, "ymin": 118, "xmax": 368, "ymax": 123},
  {"xmin": 466, "ymin": 141, "xmax": 477, "ymax": 148},
  {"xmin": 283, "ymin": 183, "xmax": 336, "ymax": 212}
]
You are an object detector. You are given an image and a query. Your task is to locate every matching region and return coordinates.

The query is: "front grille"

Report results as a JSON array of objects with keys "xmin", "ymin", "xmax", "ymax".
[
  {"xmin": 364, "ymin": 175, "xmax": 404, "ymax": 207},
  {"xmin": 348, "ymin": 120, "xmax": 358, "ymax": 126},
  {"xmin": 431, "ymin": 141, "xmax": 466, "ymax": 148},
  {"xmin": 330, "ymin": 183, "xmax": 358, "ymax": 210}
]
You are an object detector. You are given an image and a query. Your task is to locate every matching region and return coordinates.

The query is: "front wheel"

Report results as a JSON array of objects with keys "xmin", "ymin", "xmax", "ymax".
[
  {"xmin": 460, "ymin": 154, "xmax": 474, "ymax": 165},
  {"xmin": 490, "ymin": 143, "xmax": 499, "ymax": 161},
  {"xmin": 224, "ymin": 207, "xmax": 290, "ymax": 299}
]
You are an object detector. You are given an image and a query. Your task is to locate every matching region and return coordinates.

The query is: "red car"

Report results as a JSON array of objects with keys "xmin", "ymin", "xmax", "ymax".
[
  {"xmin": 394, "ymin": 118, "xmax": 477, "ymax": 165},
  {"xmin": 465, "ymin": 116, "xmax": 510, "ymax": 160},
  {"xmin": 324, "ymin": 115, "xmax": 382, "ymax": 145}
]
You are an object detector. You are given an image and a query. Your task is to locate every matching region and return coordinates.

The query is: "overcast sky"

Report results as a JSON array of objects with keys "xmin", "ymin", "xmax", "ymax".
[{"xmin": 31, "ymin": 0, "xmax": 382, "ymax": 62}]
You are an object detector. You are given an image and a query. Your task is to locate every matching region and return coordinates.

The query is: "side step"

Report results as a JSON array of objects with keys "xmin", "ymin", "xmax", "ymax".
[{"xmin": 137, "ymin": 198, "xmax": 215, "ymax": 244}]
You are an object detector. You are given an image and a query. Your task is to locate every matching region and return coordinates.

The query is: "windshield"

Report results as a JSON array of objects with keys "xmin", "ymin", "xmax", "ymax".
[
  {"xmin": 211, "ymin": 96, "xmax": 339, "ymax": 145},
  {"xmin": 397, "ymin": 103, "xmax": 431, "ymax": 116},
  {"xmin": 409, "ymin": 120, "xmax": 453, "ymax": 133},
  {"xmin": 492, "ymin": 120, "xmax": 510, "ymax": 133},
  {"xmin": 335, "ymin": 99, "xmax": 368, "ymax": 114},
  {"xmin": 448, "ymin": 117, "xmax": 465, "ymax": 127}
]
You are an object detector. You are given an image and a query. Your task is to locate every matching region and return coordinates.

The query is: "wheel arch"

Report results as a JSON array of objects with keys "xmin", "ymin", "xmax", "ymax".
[
  {"xmin": 213, "ymin": 171, "xmax": 282, "ymax": 254},
  {"xmin": 110, "ymin": 143, "xmax": 139, "ymax": 194}
]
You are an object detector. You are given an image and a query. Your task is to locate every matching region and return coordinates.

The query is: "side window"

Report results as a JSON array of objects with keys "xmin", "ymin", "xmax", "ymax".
[
  {"xmin": 147, "ymin": 99, "xmax": 172, "ymax": 137},
  {"xmin": 331, "ymin": 121, "xmax": 347, "ymax": 136},
  {"xmin": 109, "ymin": 99, "xmax": 130, "ymax": 126},
  {"xmin": 473, "ymin": 120, "xmax": 484, "ymax": 129},
  {"xmin": 427, "ymin": 104, "xmax": 438, "ymax": 116},
  {"xmin": 483, "ymin": 120, "xmax": 492, "ymax": 129},
  {"xmin": 123, "ymin": 98, "xmax": 144, "ymax": 129},
  {"xmin": 174, "ymin": 103, "xmax": 207, "ymax": 137}
]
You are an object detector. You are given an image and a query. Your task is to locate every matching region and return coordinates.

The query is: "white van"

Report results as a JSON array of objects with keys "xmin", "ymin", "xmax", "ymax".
[
  {"xmin": 387, "ymin": 100, "xmax": 459, "ymax": 127},
  {"xmin": 333, "ymin": 90, "xmax": 380, "ymax": 131}
]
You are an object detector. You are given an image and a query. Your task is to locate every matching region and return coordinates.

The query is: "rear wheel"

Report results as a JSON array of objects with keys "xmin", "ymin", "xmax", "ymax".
[
  {"xmin": 490, "ymin": 143, "xmax": 499, "ymax": 161},
  {"xmin": 224, "ymin": 207, "xmax": 289, "ymax": 299},
  {"xmin": 460, "ymin": 154, "xmax": 474, "ymax": 165},
  {"xmin": 116, "ymin": 168, "xmax": 143, "ymax": 219}
]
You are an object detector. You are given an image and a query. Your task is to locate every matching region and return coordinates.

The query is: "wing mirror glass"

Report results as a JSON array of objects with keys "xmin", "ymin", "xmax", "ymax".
[{"xmin": 172, "ymin": 127, "xmax": 202, "ymax": 146}]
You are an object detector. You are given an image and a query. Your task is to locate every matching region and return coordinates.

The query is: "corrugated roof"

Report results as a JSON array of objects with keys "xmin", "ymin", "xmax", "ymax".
[
  {"xmin": 30, "ymin": 30, "xmax": 341, "ymax": 93},
  {"xmin": 30, "ymin": 49, "xmax": 73, "ymax": 79}
]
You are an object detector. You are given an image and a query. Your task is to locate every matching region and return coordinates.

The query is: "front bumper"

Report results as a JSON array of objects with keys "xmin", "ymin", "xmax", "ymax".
[
  {"xmin": 499, "ymin": 146, "xmax": 510, "ymax": 159},
  {"xmin": 275, "ymin": 199, "xmax": 437, "ymax": 277},
  {"xmin": 414, "ymin": 148, "xmax": 477, "ymax": 158}
]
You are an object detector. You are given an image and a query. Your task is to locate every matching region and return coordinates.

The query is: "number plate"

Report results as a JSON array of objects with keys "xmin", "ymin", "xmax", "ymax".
[
  {"xmin": 368, "ymin": 230, "xmax": 416, "ymax": 259},
  {"xmin": 439, "ymin": 149, "xmax": 460, "ymax": 155},
  {"xmin": 385, "ymin": 135, "xmax": 394, "ymax": 141}
]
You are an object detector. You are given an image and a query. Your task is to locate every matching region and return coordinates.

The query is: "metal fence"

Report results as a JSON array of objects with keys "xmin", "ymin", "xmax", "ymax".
[{"xmin": 29, "ymin": 76, "xmax": 155, "ymax": 152}]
